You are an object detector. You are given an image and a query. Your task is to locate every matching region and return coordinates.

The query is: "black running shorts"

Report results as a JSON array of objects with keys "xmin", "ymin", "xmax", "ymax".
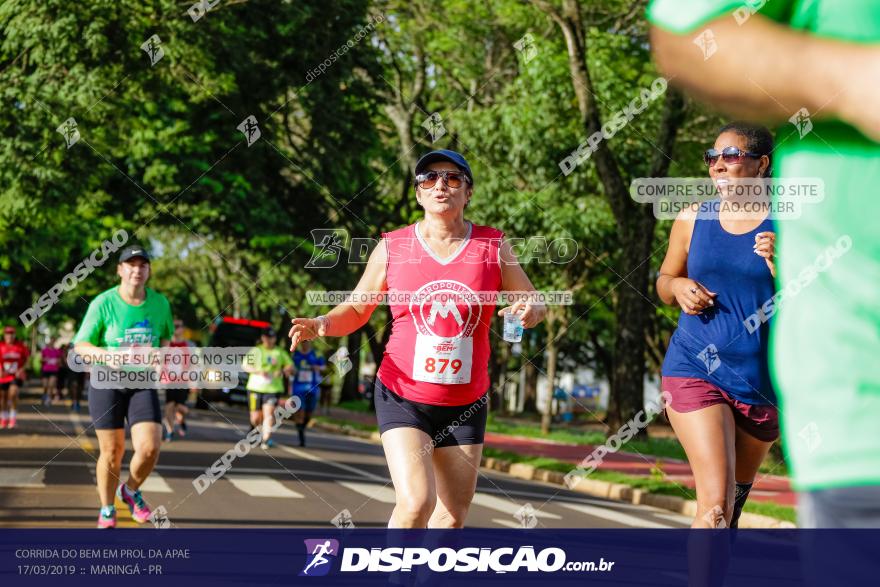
[
  {"xmin": 373, "ymin": 377, "xmax": 488, "ymax": 448},
  {"xmin": 88, "ymin": 384, "xmax": 162, "ymax": 430}
]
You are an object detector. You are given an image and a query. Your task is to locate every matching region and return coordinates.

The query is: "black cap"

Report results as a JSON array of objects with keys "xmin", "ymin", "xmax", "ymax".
[
  {"xmin": 118, "ymin": 245, "xmax": 151, "ymax": 263},
  {"xmin": 415, "ymin": 150, "xmax": 473, "ymax": 185},
  {"xmin": 262, "ymin": 327, "xmax": 277, "ymax": 337}
]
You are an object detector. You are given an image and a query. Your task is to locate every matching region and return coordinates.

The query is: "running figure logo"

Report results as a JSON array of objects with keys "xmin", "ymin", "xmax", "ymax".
[
  {"xmin": 514, "ymin": 503, "xmax": 538, "ymax": 528},
  {"xmin": 300, "ymin": 539, "xmax": 339, "ymax": 577},
  {"xmin": 331, "ymin": 509, "xmax": 355, "ymax": 529},
  {"xmin": 421, "ymin": 112, "xmax": 446, "ymax": 142},
  {"xmin": 789, "ymin": 107, "xmax": 814, "ymax": 138},
  {"xmin": 697, "ymin": 344, "xmax": 721, "ymax": 375},
  {"xmin": 692, "ymin": 29, "xmax": 717, "ymax": 60},
  {"xmin": 305, "ymin": 229, "xmax": 347, "ymax": 269},
  {"xmin": 237, "ymin": 115, "xmax": 261, "ymax": 147},
  {"xmin": 56, "ymin": 118, "xmax": 80, "ymax": 149},
  {"xmin": 328, "ymin": 346, "xmax": 352, "ymax": 377},
  {"xmin": 798, "ymin": 422, "xmax": 823, "ymax": 453},
  {"xmin": 513, "ymin": 33, "xmax": 538, "ymax": 64},
  {"xmin": 140, "ymin": 34, "xmax": 165, "ymax": 66}
]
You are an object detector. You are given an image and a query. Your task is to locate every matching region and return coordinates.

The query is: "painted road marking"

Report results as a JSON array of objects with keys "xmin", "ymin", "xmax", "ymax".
[
  {"xmin": 226, "ymin": 475, "xmax": 305, "ymax": 498},
  {"xmin": 0, "ymin": 467, "xmax": 46, "ymax": 488},
  {"xmin": 558, "ymin": 502, "xmax": 673, "ymax": 528},
  {"xmin": 136, "ymin": 472, "xmax": 173, "ymax": 494},
  {"xmin": 337, "ymin": 481, "xmax": 396, "ymax": 504},
  {"xmin": 279, "ymin": 445, "xmax": 386, "ymax": 482},
  {"xmin": 492, "ymin": 518, "xmax": 524, "ymax": 528},
  {"xmin": 470, "ymin": 493, "xmax": 561, "ymax": 519}
]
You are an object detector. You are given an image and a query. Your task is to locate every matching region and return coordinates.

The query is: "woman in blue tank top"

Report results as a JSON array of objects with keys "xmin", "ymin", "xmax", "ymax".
[{"xmin": 657, "ymin": 122, "xmax": 778, "ymax": 528}]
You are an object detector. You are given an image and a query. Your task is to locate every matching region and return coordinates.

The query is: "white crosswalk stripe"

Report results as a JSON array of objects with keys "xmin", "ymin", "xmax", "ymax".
[
  {"xmin": 558, "ymin": 502, "xmax": 673, "ymax": 528},
  {"xmin": 651, "ymin": 511, "xmax": 693, "ymax": 525},
  {"xmin": 470, "ymin": 493, "xmax": 561, "ymax": 519},
  {"xmin": 492, "ymin": 518, "xmax": 525, "ymax": 528},
  {"xmin": 0, "ymin": 467, "xmax": 45, "ymax": 488},
  {"xmin": 134, "ymin": 472, "xmax": 173, "ymax": 493},
  {"xmin": 226, "ymin": 475, "xmax": 305, "ymax": 498},
  {"xmin": 337, "ymin": 481, "xmax": 396, "ymax": 504},
  {"xmin": 279, "ymin": 445, "xmax": 386, "ymax": 481}
]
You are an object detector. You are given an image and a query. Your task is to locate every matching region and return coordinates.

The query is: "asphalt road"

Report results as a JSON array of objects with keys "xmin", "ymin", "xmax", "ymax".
[{"xmin": 0, "ymin": 386, "xmax": 690, "ymax": 530}]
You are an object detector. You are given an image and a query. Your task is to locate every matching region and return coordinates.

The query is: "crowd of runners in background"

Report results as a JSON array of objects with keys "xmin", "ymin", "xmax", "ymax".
[{"xmin": 0, "ymin": 325, "xmax": 330, "ymax": 436}]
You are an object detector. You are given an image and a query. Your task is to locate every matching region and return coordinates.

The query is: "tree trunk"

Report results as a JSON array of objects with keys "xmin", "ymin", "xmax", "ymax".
[
  {"xmin": 340, "ymin": 328, "xmax": 363, "ymax": 402},
  {"xmin": 606, "ymin": 217, "xmax": 654, "ymax": 432},
  {"xmin": 532, "ymin": 0, "xmax": 686, "ymax": 432},
  {"xmin": 522, "ymin": 358, "xmax": 538, "ymax": 414},
  {"xmin": 363, "ymin": 306, "xmax": 394, "ymax": 372},
  {"xmin": 489, "ymin": 337, "xmax": 510, "ymax": 412},
  {"xmin": 542, "ymin": 329, "xmax": 558, "ymax": 434}
]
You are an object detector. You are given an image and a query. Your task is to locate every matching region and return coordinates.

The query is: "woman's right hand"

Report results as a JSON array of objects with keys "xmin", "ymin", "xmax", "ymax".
[
  {"xmin": 671, "ymin": 278, "xmax": 717, "ymax": 315},
  {"xmin": 288, "ymin": 317, "xmax": 328, "ymax": 351}
]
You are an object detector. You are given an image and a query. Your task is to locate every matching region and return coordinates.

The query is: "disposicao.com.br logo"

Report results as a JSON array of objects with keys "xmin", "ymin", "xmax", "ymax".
[
  {"xmin": 299, "ymin": 539, "xmax": 615, "ymax": 575},
  {"xmin": 301, "ymin": 539, "xmax": 340, "ymax": 576}
]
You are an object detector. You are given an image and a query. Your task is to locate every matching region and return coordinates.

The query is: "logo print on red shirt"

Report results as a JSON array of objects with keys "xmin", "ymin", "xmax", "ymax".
[{"xmin": 409, "ymin": 280, "xmax": 481, "ymax": 339}]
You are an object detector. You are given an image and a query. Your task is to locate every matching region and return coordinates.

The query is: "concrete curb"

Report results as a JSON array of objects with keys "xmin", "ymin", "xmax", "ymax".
[{"xmin": 313, "ymin": 419, "xmax": 796, "ymax": 529}]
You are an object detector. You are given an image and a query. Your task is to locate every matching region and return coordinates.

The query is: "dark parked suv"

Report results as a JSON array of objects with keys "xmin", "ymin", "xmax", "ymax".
[{"xmin": 196, "ymin": 316, "xmax": 272, "ymax": 408}]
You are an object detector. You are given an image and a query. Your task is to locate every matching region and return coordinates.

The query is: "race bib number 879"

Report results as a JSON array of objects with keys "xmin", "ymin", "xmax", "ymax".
[{"xmin": 412, "ymin": 335, "xmax": 472, "ymax": 384}]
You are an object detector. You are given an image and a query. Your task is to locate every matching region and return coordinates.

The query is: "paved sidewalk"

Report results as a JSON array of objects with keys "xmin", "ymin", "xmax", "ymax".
[{"xmin": 323, "ymin": 406, "xmax": 796, "ymax": 507}]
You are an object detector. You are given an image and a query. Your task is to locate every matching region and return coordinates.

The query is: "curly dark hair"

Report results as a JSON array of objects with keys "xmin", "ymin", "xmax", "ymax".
[{"xmin": 717, "ymin": 121, "xmax": 773, "ymax": 177}]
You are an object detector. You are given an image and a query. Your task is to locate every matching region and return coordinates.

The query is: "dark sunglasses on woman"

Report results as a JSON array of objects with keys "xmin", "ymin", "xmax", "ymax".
[
  {"xmin": 704, "ymin": 146, "xmax": 762, "ymax": 166},
  {"xmin": 414, "ymin": 170, "xmax": 471, "ymax": 189}
]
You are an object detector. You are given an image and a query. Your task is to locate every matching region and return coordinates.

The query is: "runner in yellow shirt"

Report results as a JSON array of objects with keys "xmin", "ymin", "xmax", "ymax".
[{"xmin": 242, "ymin": 328, "xmax": 294, "ymax": 449}]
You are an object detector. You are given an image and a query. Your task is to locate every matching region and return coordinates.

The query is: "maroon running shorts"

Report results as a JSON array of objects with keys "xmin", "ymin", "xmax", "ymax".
[{"xmin": 661, "ymin": 376, "xmax": 779, "ymax": 442}]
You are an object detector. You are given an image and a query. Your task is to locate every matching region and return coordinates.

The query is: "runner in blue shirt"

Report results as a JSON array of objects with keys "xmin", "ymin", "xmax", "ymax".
[{"xmin": 291, "ymin": 340, "xmax": 326, "ymax": 447}]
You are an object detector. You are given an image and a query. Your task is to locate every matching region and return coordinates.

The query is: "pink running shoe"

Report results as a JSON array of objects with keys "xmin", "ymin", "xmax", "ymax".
[
  {"xmin": 116, "ymin": 483, "xmax": 152, "ymax": 523},
  {"xmin": 7, "ymin": 417, "xmax": 15, "ymax": 429},
  {"xmin": 97, "ymin": 508, "xmax": 117, "ymax": 529},
  {"xmin": 0, "ymin": 417, "xmax": 7, "ymax": 429}
]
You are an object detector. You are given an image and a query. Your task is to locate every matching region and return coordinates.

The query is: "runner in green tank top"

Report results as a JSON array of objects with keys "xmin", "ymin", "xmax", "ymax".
[{"xmin": 242, "ymin": 327, "xmax": 293, "ymax": 449}]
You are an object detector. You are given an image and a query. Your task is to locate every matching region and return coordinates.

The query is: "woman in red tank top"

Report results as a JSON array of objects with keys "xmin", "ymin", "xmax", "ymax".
[{"xmin": 289, "ymin": 150, "xmax": 546, "ymax": 528}]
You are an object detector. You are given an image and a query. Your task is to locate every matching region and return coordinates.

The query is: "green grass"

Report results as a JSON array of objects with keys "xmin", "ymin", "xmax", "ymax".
[
  {"xmin": 486, "ymin": 417, "xmax": 690, "ymax": 461},
  {"xmin": 482, "ymin": 447, "xmax": 796, "ymax": 523},
  {"xmin": 485, "ymin": 415, "xmax": 788, "ymax": 476},
  {"xmin": 482, "ymin": 447, "xmax": 696, "ymax": 498},
  {"xmin": 336, "ymin": 399, "xmax": 373, "ymax": 413},
  {"xmin": 743, "ymin": 501, "xmax": 796, "ymax": 523}
]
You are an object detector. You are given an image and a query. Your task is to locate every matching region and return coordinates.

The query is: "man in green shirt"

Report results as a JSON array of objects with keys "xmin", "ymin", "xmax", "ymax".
[
  {"xmin": 73, "ymin": 245, "xmax": 174, "ymax": 529},
  {"xmin": 74, "ymin": 282, "xmax": 173, "ymax": 351},
  {"xmin": 243, "ymin": 327, "xmax": 294, "ymax": 449},
  {"xmin": 648, "ymin": 0, "xmax": 880, "ymax": 528}
]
